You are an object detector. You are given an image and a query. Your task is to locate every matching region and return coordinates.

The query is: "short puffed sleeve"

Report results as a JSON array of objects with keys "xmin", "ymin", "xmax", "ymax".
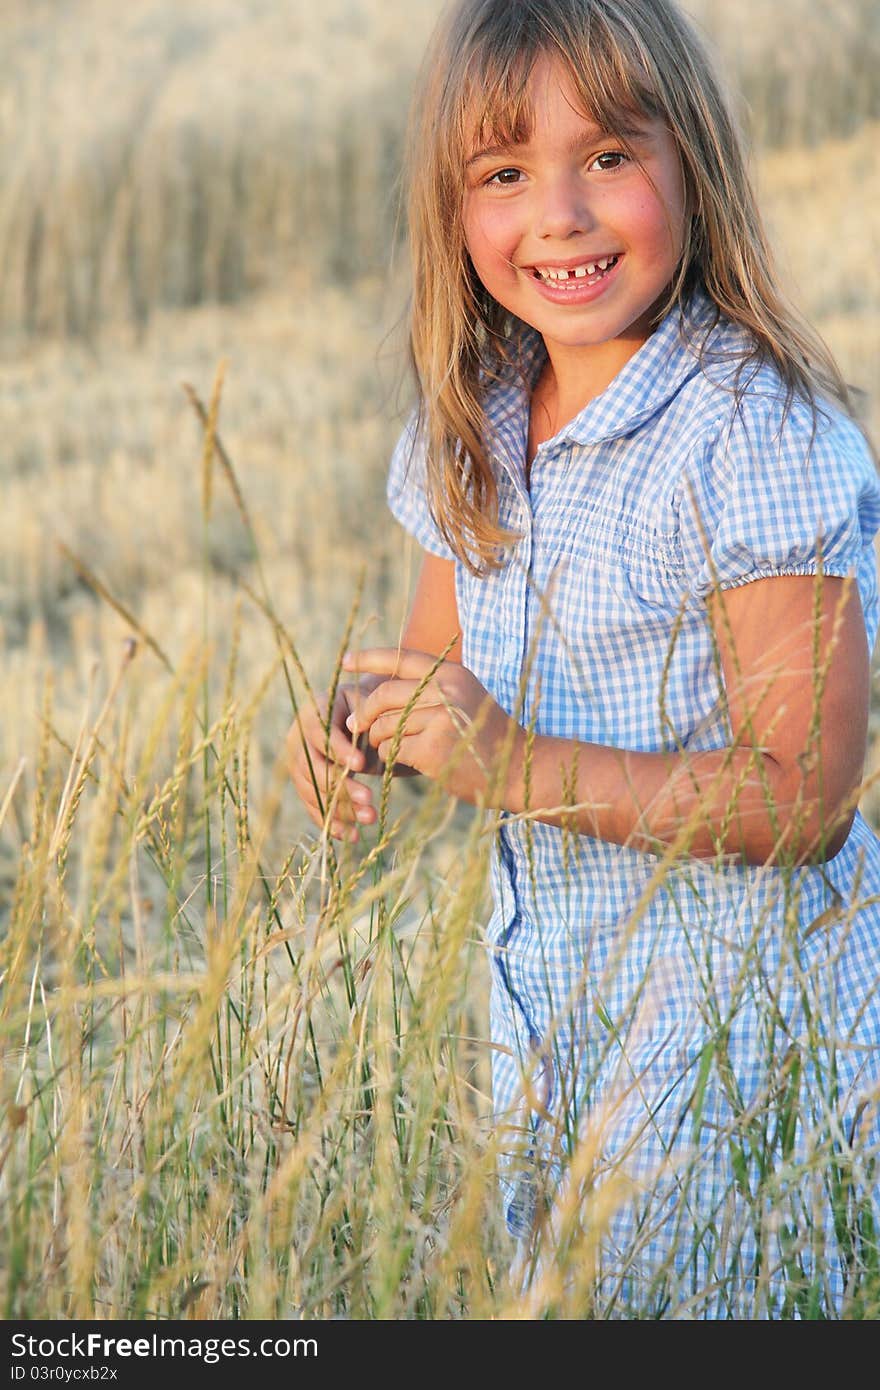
[
  {"xmin": 386, "ymin": 410, "xmax": 456, "ymax": 561},
  {"xmin": 679, "ymin": 382, "xmax": 880, "ymax": 606}
]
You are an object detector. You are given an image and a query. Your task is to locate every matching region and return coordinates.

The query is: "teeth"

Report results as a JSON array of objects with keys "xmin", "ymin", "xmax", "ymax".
[{"xmin": 534, "ymin": 255, "xmax": 618, "ymax": 283}]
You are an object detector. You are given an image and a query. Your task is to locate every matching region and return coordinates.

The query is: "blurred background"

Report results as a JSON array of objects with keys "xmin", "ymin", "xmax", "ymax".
[
  {"xmin": 2, "ymin": 2, "xmax": 878, "ymax": 1320},
  {"xmin": 1, "ymin": 0, "xmax": 879, "ymax": 851}
]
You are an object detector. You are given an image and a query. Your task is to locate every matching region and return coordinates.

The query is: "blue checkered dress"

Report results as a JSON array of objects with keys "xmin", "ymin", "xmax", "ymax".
[{"xmin": 387, "ymin": 289, "xmax": 880, "ymax": 1315}]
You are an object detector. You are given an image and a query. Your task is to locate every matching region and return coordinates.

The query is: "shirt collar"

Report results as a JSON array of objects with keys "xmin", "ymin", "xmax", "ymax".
[{"xmin": 484, "ymin": 286, "xmax": 725, "ymax": 453}]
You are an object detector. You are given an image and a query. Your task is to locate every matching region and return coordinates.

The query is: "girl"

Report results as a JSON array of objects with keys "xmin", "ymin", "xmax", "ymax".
[{"xmin": 287, "ymin": 0, "xmax": 880, "ymax": 1315}]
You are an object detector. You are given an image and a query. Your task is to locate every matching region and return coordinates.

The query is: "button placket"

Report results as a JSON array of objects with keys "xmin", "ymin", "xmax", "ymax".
[{"xmin": 502, "ymin": 496, "xmax": 531, "ymax": 698}]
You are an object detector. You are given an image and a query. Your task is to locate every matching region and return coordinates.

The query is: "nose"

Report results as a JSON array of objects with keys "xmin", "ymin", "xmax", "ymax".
[{"xmin": 534, "ymin": 171, "xmax": 596, "ymax": 240}]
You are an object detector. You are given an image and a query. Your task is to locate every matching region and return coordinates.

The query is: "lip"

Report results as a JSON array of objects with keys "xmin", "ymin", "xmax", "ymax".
[{"xmin": 523, "ymin": 252, "xmax": 624, "ymax": 303}]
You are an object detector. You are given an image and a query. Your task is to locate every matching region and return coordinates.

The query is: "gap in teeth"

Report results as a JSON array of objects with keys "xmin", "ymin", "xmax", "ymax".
[{"xmin": 535, "ymin": 255, "xmax": 618, "ymax": 282}]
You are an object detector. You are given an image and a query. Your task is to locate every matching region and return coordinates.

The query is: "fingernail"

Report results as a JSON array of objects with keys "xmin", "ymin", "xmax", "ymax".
[
  {"xmin": 345, "ymin": 713, "xmax": 356, "ymax": 733},
  {"xmin": 355, "ymin": 808, "xmax": 373, "ymax": 823},
  {"xmin": 342, "ymin": 651, "xmax": 354, "ymax": 666}
]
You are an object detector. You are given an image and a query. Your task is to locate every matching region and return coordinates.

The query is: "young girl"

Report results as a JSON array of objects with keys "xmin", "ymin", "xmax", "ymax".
[{"xmin": 287, "ymin": 0, "xmax": 880, "ymax": 1315}]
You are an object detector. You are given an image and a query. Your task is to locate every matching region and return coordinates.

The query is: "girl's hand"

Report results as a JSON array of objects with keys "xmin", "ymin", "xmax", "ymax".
[
  {"xmin": 285, "ymin": 682, "xmax": 382, "ymax": 842},
  {"xmin": 341, "ymin": 647, "xmax": 524, "ymax": 806}
]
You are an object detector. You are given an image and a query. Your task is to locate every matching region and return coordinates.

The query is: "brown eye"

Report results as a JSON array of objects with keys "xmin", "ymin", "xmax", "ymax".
[
  {"xmin": 487, "ymin": 167, "xmax": 522, "ymax": 186},
  {"xmin": 590, "ymin": 150, "xmax": 628, "ymax": 172}
]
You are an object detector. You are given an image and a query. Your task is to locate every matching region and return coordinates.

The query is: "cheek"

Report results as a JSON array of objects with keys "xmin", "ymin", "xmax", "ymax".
[
  {"xmin": 464, "ymin": 202, "xmax": 518, "ymax": 277},
  {"xmin": 648, "ymin": 171, "xmax": 687, "ymax": 259},
  {"xmin": 626, "ymin": 188, "xmax": 685, "ymax": 261}
]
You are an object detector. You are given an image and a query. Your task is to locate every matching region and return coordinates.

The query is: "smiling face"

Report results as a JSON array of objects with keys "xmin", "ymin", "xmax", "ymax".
[{"xmin": 462, "ymin": 55, "xmax": 687, "ymax": 377}]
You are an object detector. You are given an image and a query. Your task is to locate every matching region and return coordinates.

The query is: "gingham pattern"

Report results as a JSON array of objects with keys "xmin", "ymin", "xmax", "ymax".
[{"xmin": 387, "ymin": 289, "xmax": 880, "ymax": 1314}]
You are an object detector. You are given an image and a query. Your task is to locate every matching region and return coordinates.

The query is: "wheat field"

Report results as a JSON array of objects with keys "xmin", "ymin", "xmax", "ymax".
[{"xmin": 1, "ymin": 0, "xmax": 879, "ymax": 1320}]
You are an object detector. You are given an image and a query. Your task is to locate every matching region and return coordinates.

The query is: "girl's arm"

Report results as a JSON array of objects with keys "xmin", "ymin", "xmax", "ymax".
[
  {"xmin": 511, "ymin": 573, "xmax": 868, "ymax": 864},
  {"xmin": 397, "ymin": 552, "xmax": 462, "ymax": 663},
  {"xmin": 344, "ymin": 573, "xmax": 869, "ymax": 866}
]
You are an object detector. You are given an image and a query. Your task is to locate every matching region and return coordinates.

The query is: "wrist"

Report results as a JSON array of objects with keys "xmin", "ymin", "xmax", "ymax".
[{"xmin": 496, "ymin": 719, "xmax": 529, "ymax": 814}]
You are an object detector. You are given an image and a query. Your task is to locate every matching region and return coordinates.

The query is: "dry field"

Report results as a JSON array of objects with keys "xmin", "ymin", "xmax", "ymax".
[{"xmin": 1, "ymin": 0, "xmax": 879, "ymax": 1320}]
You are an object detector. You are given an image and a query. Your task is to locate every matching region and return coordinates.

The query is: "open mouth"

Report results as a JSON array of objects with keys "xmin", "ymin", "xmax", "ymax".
[{"xmin": 531, "ymin": 254, "xmax": 620, "ymax": 288}]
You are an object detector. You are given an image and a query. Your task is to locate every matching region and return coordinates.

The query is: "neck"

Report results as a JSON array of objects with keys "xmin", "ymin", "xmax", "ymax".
[{"xmin": 539, "ymin": 323, "xmax": 653, "ymax": 430}]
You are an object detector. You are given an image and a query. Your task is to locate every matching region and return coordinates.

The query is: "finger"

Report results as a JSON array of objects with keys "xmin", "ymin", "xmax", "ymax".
[
  {"xmin": 294, "ymin": 772, "xmax": 339, "ymax": 827},
  {"xmin": 325, "ymin": 781, "xmax": 376, "ymax": 829},
  {"xmin": 342, "ymin": 647, "xmax": 442, "ymax": 683},
  {"xmin": 326, "ymin": 779, "xmax": 377, "ymax": 836},
  {"xmin": 309, "ymin": 791, "xmax": 366, "ymax": 834},
  {"xmin": 376, "ymin": 733, "xmax": 420, "ymax": 770},
  {"xmin": 321, "ymin": 755, "xmax": 380, "ymax": 823},
  {"xmin": 293, "ymin": 750, "xmax": 363, "ymax": 826},
  {"xmin": 295, "ymin": 744, "xmax": 376, "ymax": 831},
  {"xmin": 328, "ymin": 818, "xmax": 361, "ymax": 844},
  {"xmin": 346, "ymin": 678, "xmax": 446, "ymax": 735},
  {"xmin": 287, "ymin": 715, "xmax": 364, "ymax": 777},
  {"xmin": 300, "ymin": 723, "xmax": 373, "ymax": 790},
  {"xmin": 366, "ymin": 707, "xmax": 433, "ymax": 750},
  {"xmin": 347, "ymin": 679, "xmax": 416, "ymax": 734},
  {"xmin": 344, "ymin": 778, "xmax": 374, "ymax": 807}
]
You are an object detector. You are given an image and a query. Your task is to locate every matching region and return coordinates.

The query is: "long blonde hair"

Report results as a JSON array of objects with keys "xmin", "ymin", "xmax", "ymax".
[{"xmin": 404, "ymin": 0, "xmax": 854, "ymax": 574}]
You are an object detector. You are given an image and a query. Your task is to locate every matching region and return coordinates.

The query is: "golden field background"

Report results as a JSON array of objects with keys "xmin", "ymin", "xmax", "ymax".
[
  {"xmin": 2, "ymin": 0, "xmax": 879, "ymax": 827},
  {"xmin": 1, "ymin": 0, "xmax": 879, "ymax": 1319}
]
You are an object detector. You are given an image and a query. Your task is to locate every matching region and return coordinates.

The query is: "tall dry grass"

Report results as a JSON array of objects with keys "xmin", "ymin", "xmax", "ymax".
[
  {"xmin": 0, "ymin": 529, "xmax": 503, "ymax": 1319},
  {"xmin": 1, "ymin": 0, "xmax": 879, "ymax": 1320},
  {"xmin": 3, "ymin": 384, "xmax": 879, "ymax": 1318}
]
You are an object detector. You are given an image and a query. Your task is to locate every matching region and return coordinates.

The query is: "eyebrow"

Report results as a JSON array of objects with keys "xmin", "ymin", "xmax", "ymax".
[
  {"xmin": 466, "ymin": 142, "xmax": 529, "ymax": 167},
  {"xmin": 465, "ymin": 122, "xmax": 652, "ymax": 167}
]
